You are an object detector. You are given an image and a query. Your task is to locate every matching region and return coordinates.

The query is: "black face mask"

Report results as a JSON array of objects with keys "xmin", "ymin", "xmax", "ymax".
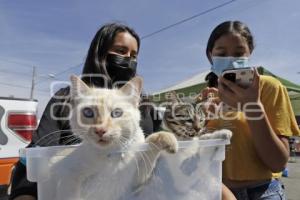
[{"xmin": 106, "ymin": 54, "xmax": 137, "ymax": 84}]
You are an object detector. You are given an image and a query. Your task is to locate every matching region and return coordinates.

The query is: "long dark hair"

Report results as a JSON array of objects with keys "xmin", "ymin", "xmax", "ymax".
[
  {"xmin": 206, "ymin": 20, "xmax": 254, "ymax": 64},
  {"xmin": 82, "ymin": 22, "xmax": 140, "ymax": 88},
  {"xmin": 205, "ymin": 72, "xmax": 218, "ymax": 87}
]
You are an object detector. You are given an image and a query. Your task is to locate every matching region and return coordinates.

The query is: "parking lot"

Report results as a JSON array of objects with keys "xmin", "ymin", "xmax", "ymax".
[{"xmin": 282, "ymin": 156, "xmax": 300, "ymax": 200}]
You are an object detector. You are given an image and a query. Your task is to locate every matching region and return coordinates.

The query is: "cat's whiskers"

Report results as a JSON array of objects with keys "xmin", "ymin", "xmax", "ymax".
[
  {"xmin": 146, "ymin": 141, "xmax": 162, "ymax": 153},
  {"xmin": 135, "ymin": 143, "xmax": 160, "ymax": 183},
  {"xmin": 117, "ymin": 136, "xmax": 129, "ymax": 149},
  {"xmin": 44, "ymin": 132, "xmax": 83, "ymax": 146},
  {"xmin": 206, "ymin": 127, "xmax": 218, "ymax": 133},
  {"xmin": 116, "ymin": 138, "xmax": 145, "ymax": 181},
  {"xmin": 118, "ymin": 136, "xmax": 155, "ymax": 181},
  {"xmin": 144, "ymin": 139, "xmax": 164, "ymax": 178},
  {"xmin": 138, "ymin": 151, "xmax": 155, "ymax": 183},
  {"xmin": 118, "ymin": 138, "xmax": 153, "ymax": 184},
  {"xmin": 45, "ymin": 135, "xmax": 77, "ymax": 146},
  {"xmin": 177, "ymin": 127, "xmax": 188, "ymax": 138},
  {"xmin": 119, "ymin": 136, "xmax": 154, "ymax": 179},
  {"xmin": 62, "ymin": 136, "xmax": 82, "ymax": 145},
  {"xmin": 117, "ymin": 138, "xmax": 155, "ymax": 188},
  {"xmin": 34, "ymin": 129, "xmax": 85, "ymax": 146},
  {"xmin": 223, "ymin": 122, "xmax": 235, "ymax": 130}
]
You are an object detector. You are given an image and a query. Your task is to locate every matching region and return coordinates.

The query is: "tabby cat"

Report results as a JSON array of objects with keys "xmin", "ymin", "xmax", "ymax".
[{"xmin": 162, "ymin": 91, "xmax": 231, "ymax": 140}]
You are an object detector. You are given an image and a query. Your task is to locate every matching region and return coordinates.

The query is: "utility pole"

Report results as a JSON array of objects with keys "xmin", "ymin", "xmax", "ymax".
[{"xmin": 30, "ymin": 66, "xmax": 36, "ymax": 99}]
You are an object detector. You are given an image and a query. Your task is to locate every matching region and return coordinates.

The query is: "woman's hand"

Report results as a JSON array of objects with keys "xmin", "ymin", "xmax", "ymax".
[
  {"xmin": 218, "ymin": 68, "xmax": 260, "ymax": 109},
  {"xmin": 200, "ymin": 87, "xmax": 221, "ymax": 117},
  {"xmin": 201, "ymin": 87, "xmax": 219, "ymax": 101}
]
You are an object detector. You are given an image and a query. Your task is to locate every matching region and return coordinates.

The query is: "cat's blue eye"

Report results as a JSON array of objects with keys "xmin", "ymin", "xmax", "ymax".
[
  {"xmin": 82, "ymin": 107, "xmax": 94, "ymax": 118},
  {"xmin": 111, "ymin": 108, "xmax": 123, "ymax": 118}
]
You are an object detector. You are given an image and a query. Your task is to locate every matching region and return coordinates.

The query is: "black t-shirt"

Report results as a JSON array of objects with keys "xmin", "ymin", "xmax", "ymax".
[{"xmin": 9, "ymin": 87, "xmax": 161, "ymax": 199}]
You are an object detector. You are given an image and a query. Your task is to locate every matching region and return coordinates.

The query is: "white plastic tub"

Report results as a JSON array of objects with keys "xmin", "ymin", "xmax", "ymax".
[{"xmin": 20, "ymin": 138, "xmax": 230, "ymax": 200}]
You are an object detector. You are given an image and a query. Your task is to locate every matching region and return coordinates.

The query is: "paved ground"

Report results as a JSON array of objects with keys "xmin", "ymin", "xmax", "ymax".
[{"xmin": 282, "ymin": 156, "xmax": 300, "ymax": 200}]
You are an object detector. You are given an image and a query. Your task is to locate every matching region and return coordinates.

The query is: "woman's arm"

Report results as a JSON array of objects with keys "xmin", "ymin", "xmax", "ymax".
[
  {"xmin": 222, "ymin": 184, "xmax": 237, "ymax": 200},
  {"xmin": 243, "ymin": 103, "xmax": 289, "ymax": 172},
  {"xmin": 218, "ymin": 69, "xmax": 289, "ymax": 172}
]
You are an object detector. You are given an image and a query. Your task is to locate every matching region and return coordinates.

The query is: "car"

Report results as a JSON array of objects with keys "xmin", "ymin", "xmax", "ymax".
[{"xmin": 0, "ymin": 97, "xmax": 38, "ymax": 198}]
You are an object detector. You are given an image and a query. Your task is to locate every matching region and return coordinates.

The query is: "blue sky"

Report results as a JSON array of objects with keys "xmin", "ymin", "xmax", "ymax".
[{"xmin": 0, "ymin": 0, "xmax": 300, "ymax": 115}]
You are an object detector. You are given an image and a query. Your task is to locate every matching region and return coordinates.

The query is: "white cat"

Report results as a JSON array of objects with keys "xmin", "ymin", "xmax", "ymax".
[{"xmin": 49, "ymin": 76, "xmax": 178, "ymax": 200}]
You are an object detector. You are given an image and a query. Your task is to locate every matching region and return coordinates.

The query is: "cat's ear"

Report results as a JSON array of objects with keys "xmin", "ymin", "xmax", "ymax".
[
  {"xmin": 120, "ymin": 76, "xmax": 143, "ymax": 106},
  {"xmin": 70, "ymin": 75, "xmax": 90, "ymax": 98}
]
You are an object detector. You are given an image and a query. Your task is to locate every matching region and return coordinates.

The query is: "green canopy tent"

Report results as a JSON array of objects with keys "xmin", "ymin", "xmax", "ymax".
[
  {"xmin": 258, "ymin": 67, "xmax": 300, "ymax": 93},
  {"xmin": 289, "ymin": 92, "xmax": 300, "ymax": 121},
  {"xmin": 257, "ymin": 67, "xmax": 300, "ymax": 117},
  {"xmin": 151, "ymin": 67, "xmax": 300, "ymax": 118}
]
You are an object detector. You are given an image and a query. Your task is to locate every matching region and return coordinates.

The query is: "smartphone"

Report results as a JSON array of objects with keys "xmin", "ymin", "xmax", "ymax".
[{"xmin": 222, "ymin": 67, "xmax": 254, "ymax": 88}]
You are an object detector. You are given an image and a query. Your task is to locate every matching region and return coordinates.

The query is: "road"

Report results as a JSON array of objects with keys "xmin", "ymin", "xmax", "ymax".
[{"xmin": 282, "ymin": 156, "xmax": 300, "ymax": 200}]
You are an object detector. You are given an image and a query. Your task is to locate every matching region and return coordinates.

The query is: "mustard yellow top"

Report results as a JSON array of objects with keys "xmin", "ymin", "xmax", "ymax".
[{"xmin": 207, "ymin": 75, "xmax": 300, "ymax": 181}]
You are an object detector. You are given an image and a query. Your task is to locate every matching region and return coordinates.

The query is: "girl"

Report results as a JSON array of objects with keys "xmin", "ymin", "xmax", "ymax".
[{"xmin": 203, "ymin": 21, "xmax": 300, "ymax": 200}]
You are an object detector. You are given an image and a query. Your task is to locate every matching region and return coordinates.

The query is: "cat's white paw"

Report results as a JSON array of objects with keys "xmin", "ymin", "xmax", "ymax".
[
  {"xmin": 146, "ymin": 131, "xmax": 178, "ymax": 153},
  {"xmin": 199, "ymin": 129, "xmax": 232, "ymax": 140}
]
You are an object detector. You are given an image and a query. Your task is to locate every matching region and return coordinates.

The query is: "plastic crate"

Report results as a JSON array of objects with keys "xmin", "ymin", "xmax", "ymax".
[{"xmin": 20, "ymin": 138, "xmax": 230, "ymax": 200}]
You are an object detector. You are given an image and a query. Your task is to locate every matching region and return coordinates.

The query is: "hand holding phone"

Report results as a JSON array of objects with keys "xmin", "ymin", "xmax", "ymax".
[
  {"xmin": 222, "ymin": 67, "xmax": 254, "ymax": 88},
  {"xmin": 218, "ymin": 67, "xmax": 260, "ymax": 111}
]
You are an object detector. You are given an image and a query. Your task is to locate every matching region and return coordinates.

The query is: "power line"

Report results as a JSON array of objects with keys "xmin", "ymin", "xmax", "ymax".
[
  {"xmin": 35, "ymin": 1, "xmax": 237, "ymax": 79},
  {"xmin": 2, "ymin": 0, "xmax": 237, "ymax": 89},
  {"xmin": 34, "ymin": 62, "xmax": 83, "ymax": 85},
  {"xmin": 0, "ymin": 81, "xmax": 49, "ymax": 93},
  {"xmin": 0, "ymin": 69, "xmax": 32, "ymax": 77},
  {"xmin": 0, "ymin": 67, "xmax": 65, "ymax": 81},
  {"xmin": 0, "ymin": 58, "xmax": 34, "ymax": 68},
  {"xmin": 0, "ymin": 58, "xmax": 68, "ymax": 80},
  {"xmin": 46, "ymin": 1, "xmax": 237, "ymax": 78},
  {"xmin": 141, "ymin": 0, "xmax": 237, "ymax": 40},
  {"xmin": 52, "ymin": 62, "xmax": 83, "ymax": 77}
]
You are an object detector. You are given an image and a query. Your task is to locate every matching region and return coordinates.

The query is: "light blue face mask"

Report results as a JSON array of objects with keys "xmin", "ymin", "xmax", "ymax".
[{"xmin": 211, "ymin": 56, "xmax": 249, "ymax": 76}]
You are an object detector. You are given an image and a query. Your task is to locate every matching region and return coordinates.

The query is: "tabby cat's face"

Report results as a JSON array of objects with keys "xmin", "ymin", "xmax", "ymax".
[
  {"xmin": 163, "ymin": 94, "xmax": 206, "ymax": 140},
  {"xmin": 69, "ymin": 75, "xmax": 142, "ymax": 150}
]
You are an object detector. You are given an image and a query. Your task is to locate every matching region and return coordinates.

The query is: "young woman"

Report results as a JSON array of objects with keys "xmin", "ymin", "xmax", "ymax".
[
  {"xmin": 9, "ymin": 22, "xmax": 160, "ymax": 200},
  {"xmin": 202, "ymin": 21, "xmax": 300, "ymax": 200}
]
